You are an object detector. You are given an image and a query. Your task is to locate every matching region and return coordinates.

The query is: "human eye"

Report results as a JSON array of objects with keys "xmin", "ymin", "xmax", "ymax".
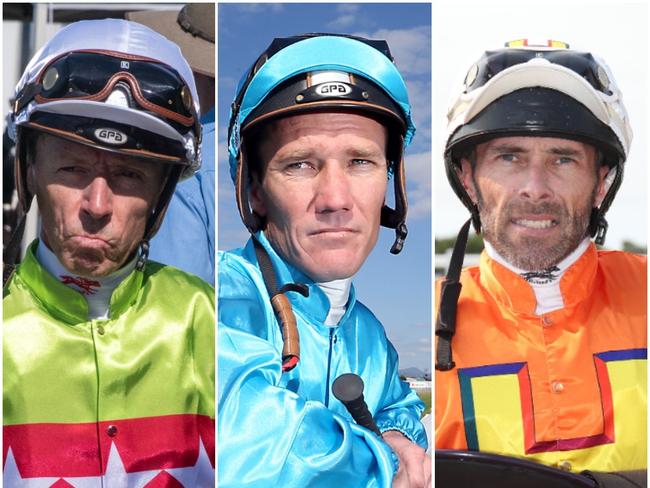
[
  {"xmin": 350, "ymin": 156, "xmax": 386, "ymax": 172},
  {"xmin": 283, "ymin": 160, "xmax": 316, "ymax": 175},
  {"xmin": 57, "ymin": 164, "xmax": 87, "ymax": 174},
  {"xmin": 556, "ymin": 156, "xmax": 576, "ymax": 165},
  {"xmin": 351, "ymin": 158, "xmax": 372, "ymax": 166},
  {"xmin": 115, "ymin": 167, "xmax": 145, "ymax": 181},
  {"xmin": 287, "ymin": 161, "xmax": 310, "ymax": 169},
  {"xmin": 498, "ymin": 153, "xmax": 517, "ymax": 163}
]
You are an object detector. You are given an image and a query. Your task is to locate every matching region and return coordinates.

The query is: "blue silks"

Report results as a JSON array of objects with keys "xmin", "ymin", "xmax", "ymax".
[{"xmin": 217, "ymin": 233, "xmax": 427, "ymax": 487}]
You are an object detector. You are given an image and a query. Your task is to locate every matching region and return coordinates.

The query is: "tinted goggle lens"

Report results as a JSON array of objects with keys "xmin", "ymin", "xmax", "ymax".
[
  {"xmin": 38, "ymin": 52, "xmax": 194, "ymax": 118},
  {"xmin": 464, "ymin": 49, "xmax": 612, "ymax": 95}
]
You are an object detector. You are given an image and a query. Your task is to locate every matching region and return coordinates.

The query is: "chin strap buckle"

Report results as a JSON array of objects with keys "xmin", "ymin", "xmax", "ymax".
[
  {"xmin": 595, "ymin": 218, "xmax": 608, "ymax": 246},
  {"xmin": 390, "ymin": 222, "xmax": 408, "ymax": 255},
  {"xmin": 135, "ymin": 240, "xmax": 149, "ymax": 271}
]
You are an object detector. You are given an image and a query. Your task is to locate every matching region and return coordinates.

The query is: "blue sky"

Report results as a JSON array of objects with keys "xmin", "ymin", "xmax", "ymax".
[{"xmin": 218, "ymin": 3, "xmax": 432, "ymax": 371}]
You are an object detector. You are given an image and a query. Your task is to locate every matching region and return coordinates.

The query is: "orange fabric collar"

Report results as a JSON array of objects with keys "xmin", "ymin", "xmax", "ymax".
[{"xmin": 478, "ymin": 243, "xmax": 598, "ymax": 316}]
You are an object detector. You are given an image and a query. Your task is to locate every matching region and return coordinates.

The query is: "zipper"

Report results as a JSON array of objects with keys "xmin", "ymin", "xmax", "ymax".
[{"xmin": 324, "ymin": 328, "xmax": 336, "ymax": 407}]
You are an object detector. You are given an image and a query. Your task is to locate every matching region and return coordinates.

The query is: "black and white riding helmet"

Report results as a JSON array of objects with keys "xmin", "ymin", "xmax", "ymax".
[
  {"xmin": 9, "ymin": 19, "xmax": 202, "ymax": 244},
  {"xmin": 444, "ymin": 39, "xmax": 632, "ymax": 243}
]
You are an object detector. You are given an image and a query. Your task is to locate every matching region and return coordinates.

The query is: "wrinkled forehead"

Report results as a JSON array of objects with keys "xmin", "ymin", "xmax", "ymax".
[
  {"xmin": 34, "ymin": 132, "xmax": 163, "ymax": 171},
  {"xmin": 474, "ymin": 135, "xmax": 599, "ymax": 160},
  {"xmin": 274, "ymin": 110, "xmax": 386, "ymax": 133}
]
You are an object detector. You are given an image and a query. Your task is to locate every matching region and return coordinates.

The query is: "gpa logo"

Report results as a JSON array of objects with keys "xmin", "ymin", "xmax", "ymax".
[
  {"xmin": 94, "ymin": 128, "xmax": 127, "ymax": 145},
  {"xmin": 315, "ymin": 83, "xmax": 352, "ymax": 96}
]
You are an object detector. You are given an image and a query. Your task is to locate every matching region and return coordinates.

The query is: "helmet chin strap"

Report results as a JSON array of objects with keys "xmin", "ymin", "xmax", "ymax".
[
  {"xmin": 381, "ymin": 134, "xmax": 408, "ymax": 254},
  {"xmin": 435, "ymin": 218, "xmax": 472, "ymax": 371},
  {"xmin": 135, "ymin": 240, "xmax": 150, "ymax": 271}
]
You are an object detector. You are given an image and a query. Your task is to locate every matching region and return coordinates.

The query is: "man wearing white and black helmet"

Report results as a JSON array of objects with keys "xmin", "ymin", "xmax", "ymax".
[
  {"xmin": 3, "ymin": 19, "xmax": 214, "ymax": 486},
  {"xmin": 219, "ymin": 34, "xmax": 429, "ymax": 487},
  {"xmin": 435, "ymin": 40, "xmax": 646, "ymax": 487}
]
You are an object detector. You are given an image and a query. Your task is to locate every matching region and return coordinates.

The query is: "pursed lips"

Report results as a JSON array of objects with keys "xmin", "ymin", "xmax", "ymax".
[{"xmin": 70, "ymin": 234, "xmax": 113, "ymax": 246}]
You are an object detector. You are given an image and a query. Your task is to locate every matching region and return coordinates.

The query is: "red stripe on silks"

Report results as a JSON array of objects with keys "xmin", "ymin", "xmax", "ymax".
[
  {"xmin": 516, "ymin": 364, "xmax": 536, "ymax": 453},
  {"xmin": 594, "ymin": 357, "xmax": 615, "ymax": 441},
  {"xmin": 98, "ymin": 415, "xmax": 206, "ymax": 473},
  {"xmin": 4, "ymin": 414, "xmax": 214, "ymax": 478},
  {"xmin": 198, "ymin": 416, "xmax": 216, "ymax": 467},
  {"xmin": 4, "ymin": 422, "xmax": 101, "ymax": 477}
]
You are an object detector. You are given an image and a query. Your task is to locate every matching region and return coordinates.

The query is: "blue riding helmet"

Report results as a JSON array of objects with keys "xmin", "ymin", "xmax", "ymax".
[{"xmin": 227, "ymin": 33, "xmax": 416, "ymax": 254}]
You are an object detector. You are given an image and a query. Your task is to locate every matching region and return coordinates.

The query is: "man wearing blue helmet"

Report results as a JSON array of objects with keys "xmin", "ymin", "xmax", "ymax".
[
  {"xmin": 219, "ymin": 34, "xmax": 430, "ymax": 487},
  {"xmin": 3, "ymin": 19, "xmax": 214, "ymax": 486}
]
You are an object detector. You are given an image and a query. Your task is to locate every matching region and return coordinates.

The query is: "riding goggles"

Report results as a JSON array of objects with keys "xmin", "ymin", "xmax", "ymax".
[
  {"xmin": 14, "ymin": 50, "xmax": 198, "ymax": 132},
  {"xmin": 464, "ymin": 42, "xmax": 613, "ymax": 95}
]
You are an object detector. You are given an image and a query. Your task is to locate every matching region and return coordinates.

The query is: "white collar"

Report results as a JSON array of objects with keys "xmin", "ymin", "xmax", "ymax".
[
  {"xmin": 36, "ymin": 241, "xmax": 136, "ymax": 320},
  {"xmin": 484, "ymin": 237, "xmax": 591, "ymax": 315},
  {"xmin": 317, "ymin": 278, "xmax": 353, "ymax": 326}
]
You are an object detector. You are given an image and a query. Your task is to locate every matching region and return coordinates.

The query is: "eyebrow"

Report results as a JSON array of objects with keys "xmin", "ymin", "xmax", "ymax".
[
  {"xmin": 274, "ymin": 146, "xmax": 384, "ymax": 161},
  {"xmin": 347, "ymin": 147, "xmax": 384, "ymax": 159},
  {"xmin": 275, "ymin": 148, "xmax": 314, "ymax": 161},
  {"xmin": 487, "ymin": 144, "xmax": 585, "ymax": 157}
]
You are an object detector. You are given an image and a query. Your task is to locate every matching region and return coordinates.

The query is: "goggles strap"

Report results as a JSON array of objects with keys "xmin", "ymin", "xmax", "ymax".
[
  {"xmin": 252, "ymin": 236, "xmax": 309, "ymax": 372},
  {"xmin": 436, "ymin": 218, "xmax": 472, "ymax": 371}
]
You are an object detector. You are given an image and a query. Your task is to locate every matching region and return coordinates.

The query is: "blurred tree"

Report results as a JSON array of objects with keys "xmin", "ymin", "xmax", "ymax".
[
  {"xmin": 435, "ymin": 233, "xmax": 484, "ymax": 254},
  {"xmin": 622, "ymin": 240, "xmax": 647, "ymax": 255}
]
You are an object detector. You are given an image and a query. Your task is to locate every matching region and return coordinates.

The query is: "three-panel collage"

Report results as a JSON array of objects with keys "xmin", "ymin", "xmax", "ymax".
[{"xmin": 2, "ymin": 2, "xmax": 647, "ymax": 487}]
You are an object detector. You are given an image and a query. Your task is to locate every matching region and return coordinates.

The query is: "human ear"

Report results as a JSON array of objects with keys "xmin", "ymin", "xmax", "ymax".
[
  {"xmin": 249, "ymin": 179, "xmax": 267, "ymax": 217},
  {"xmin": 26, "ymin": 162, "xmax": 37, "ymax": 197},
  {"xmin": 459, "ymin": 158, "xmax": 478, "ymax": 204},
  {"xmin": 594, "ymin": 165, "xmax": 611, "ymax": 207}
]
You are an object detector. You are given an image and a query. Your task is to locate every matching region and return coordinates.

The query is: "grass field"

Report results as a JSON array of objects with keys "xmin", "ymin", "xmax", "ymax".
[{"xmin": 417, "ymin": 389, "xmax": 431, "ymax": 416}]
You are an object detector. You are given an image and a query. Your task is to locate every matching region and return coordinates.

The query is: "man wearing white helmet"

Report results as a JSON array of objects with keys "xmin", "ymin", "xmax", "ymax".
[
  {"xmin": 435, "ymin": 40, "xmax": 646, "ymax": 486},
  {"xmin": 3, "ymin": 19, "xmax": 214, "ymax": 486},
  {"xmin": 219, "ymin": 34, "xmax": 430, "ymax": 487}
]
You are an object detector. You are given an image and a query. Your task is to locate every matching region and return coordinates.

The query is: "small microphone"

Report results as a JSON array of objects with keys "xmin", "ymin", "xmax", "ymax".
[{"xmin": 332, "ymin": 373, "xmax": 382, "ymax": 437}]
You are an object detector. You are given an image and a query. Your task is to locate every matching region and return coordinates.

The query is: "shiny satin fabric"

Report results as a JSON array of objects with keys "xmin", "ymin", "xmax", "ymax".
[
  {"xmin": 218, "ymin": 232, "xmax": 427, "ymax": 487},
  {"xmin": 436, "ymin": 244, "xmax": 647, "ymax": 473},
  {"xmin": 3, "ymin": 240, "xmax": 215, "ymax": 486}
]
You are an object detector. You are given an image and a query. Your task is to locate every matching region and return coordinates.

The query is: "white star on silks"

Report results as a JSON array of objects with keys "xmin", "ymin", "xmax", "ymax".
[
  {"xmin": 103, "ymin": 441, "xmax": 161, "ymax": 487},
  {"xmin": 3, "ymin": 441, "xmax": 211, "ymax": 488},
  {"xmin": 3, "ymin": 448, "xmax": 59, "ymax": 487},
  {"xmin": 165, "ymin": 438, "xmax": 215, "ymax": 487}
]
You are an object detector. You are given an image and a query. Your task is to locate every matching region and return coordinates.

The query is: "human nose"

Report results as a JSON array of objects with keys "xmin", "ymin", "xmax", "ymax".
[
  {"xmin": 518, "ymin": 163, "xmax": 553, "ymax": 201},
  {"xmin": 314, "ymin": 163, "xmax": 353, "ymax": 214},
  {"xmin": 81, "ymin": 176, "xmax": 113, "ymax": 220}
]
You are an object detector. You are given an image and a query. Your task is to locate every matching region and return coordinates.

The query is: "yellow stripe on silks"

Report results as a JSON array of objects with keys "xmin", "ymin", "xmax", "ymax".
[
  {"xmin": 468, "ymin": 360, "xmax": 647, "ymax": 472},
  {"xmin": 606, "ymin": 359, "xmax": 647, "ymax": 469},
  {"xmin": 551, "ymin": 359, "xmax": 648, "ymax": 472},
  {"xmin": 472, "ymin": 375, "xmax": 525, "ymax": 453}
]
